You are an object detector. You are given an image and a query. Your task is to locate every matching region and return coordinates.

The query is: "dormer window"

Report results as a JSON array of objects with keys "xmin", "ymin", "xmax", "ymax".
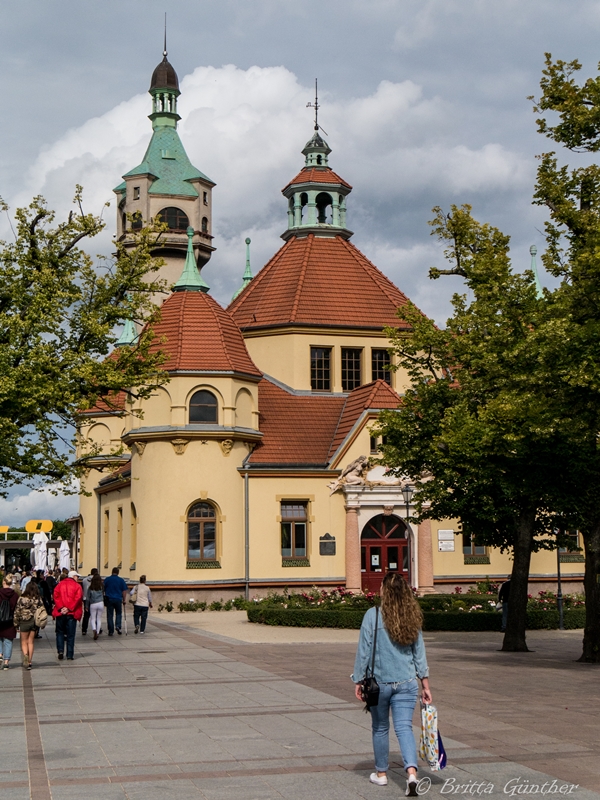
[{"xmin": 133, "ymin": 187, "xmax": 140, "ymax": 201}]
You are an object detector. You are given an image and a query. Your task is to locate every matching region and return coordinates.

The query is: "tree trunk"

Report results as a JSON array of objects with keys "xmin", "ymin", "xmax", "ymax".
[
  {"xmin": 578, "ymin": 522, "xmax": 600, "ymax": 663},
  {"xmin": 501, "ymin": 511, "xmax": 535, "ymax": 652}
]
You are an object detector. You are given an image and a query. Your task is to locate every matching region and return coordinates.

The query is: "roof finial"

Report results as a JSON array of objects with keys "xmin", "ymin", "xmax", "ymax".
[
  {"xmin": 306, "ymin": 79, "xmax": 328, "ymax": 136},
  {"xmin": 307, "ymin": 78, "xmax": 319, "ymax": 131},
  {"xmin": 163, "ymin": 12, "xmax": 167, "ymax": 57},
  {"xmin": 174, "ymin": 227, "xmax": 210, "ymax": 293},
  {"xmin": 530, "ymin": 244, "xmax": 543, "ymax": 299},
  {"xmin": 231, "ymin": 237, "xmax": 254, "ymax": 301}
]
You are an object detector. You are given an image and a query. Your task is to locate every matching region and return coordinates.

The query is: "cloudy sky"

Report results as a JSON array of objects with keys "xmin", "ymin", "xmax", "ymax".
[{"xmin": 1, "ymin": 0, "xmax": 599, "ymax": 523}]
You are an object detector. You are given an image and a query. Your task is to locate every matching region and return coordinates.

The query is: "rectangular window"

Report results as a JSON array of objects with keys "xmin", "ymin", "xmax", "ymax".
[
  {"xmin": 103, "ymin": 510, "xmax": 109, "ymax": 568},
  {"xmin": 462, "ymin": 532, "xmax": 485, "ymax": 556},
  {"xmin": 203, "ymin": 191, "xmax": 208, "ymax": 205},
  {"xmin": 342, "ymin": 348, "xmax": 362, "ymax": 391},
  {"xmin": 559, "ymin": 530, "xmax": 580, "ymax": 553},
  {"xmin": 117, "ymin": 507, "xmax": 123, "ymax": 566},
  {"xmin": 281, "ymin": 502, "xmax": 307, "ymax": 558},
  {"xmin": 372, "ymin": 349, "xmax": 392, "ymax": 384},
  {"xmin": 370, "ymin": 436, "xmax": 378, "ymax": 454},
  {"xmin": 133, "ymin": 186, "xmax": 140, "ymax": 200},
  {"xmin": 310, "ymin": 347, "xmax": 331, "ymax": 391}
]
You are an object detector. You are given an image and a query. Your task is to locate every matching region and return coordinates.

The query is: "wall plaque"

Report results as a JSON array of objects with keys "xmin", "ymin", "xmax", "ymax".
[{"xmin": 319, "ymin": 533, "xmax": 336, "ymax": 556}]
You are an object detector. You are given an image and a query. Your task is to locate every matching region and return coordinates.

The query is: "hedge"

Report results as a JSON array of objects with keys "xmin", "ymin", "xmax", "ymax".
[{"xmin": 246, "ymin": 606, "xmax": 585, "ymax": 631}]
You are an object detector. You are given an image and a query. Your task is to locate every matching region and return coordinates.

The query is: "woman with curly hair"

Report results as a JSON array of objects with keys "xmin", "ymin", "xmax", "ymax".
[{"xmin": 352, "ymin": 573, "xmax": 431, "ymax": 797}]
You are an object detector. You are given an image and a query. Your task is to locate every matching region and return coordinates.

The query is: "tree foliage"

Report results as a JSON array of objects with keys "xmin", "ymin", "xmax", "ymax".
[
  {"xmin": 0, "ymin": 189, "xmax": 169, "ymax": 494},
  {"xmin": 376, "ymin": 205, "xmax": 585, "ymax": 651},
  {"xmin": 531, "ymin": 54, "xmax": 600, "ymax": 662}
]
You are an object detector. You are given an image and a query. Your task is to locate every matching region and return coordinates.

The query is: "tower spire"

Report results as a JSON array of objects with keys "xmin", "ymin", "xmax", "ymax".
[
  {"xmin": 174, "ymin": 227, "xmax": 210, "ymax": 292},
  {"xmin": 232, "ymin": 238, "xmax": 253, "ymax": 300},
  {"xmin": 530, "ymin": 245, "xmax": 543, "ymax": 299},
  {"xmin": 115, "ymin": 316, "xmax": 138, "ymax": 347},
  {"xmin": 163, "ymin": 12, "xmax": 167, "ymax": 56}
]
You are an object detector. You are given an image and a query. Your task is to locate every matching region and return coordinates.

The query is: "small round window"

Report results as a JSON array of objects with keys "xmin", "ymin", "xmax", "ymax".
[{"xmin": 189, "ymin": 390, "xmax": 218, "ymax": 423}]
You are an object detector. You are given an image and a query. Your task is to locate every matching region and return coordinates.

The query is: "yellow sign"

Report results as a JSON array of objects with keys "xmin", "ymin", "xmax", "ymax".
[{"xmin": 25, "ymin": 520, "xmax": 53, "ymax": 533}]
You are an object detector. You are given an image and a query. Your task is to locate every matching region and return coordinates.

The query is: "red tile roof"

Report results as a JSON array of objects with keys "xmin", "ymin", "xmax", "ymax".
[
  {"xmin": 228, "ymin": 234, "xmax": 413, "ymax": 330},
  {"xmin": 328, "ymin": 380, "xmax": 400, "ymax": 460},
  {"xmin": 248, "ymin": 378, "xmax": 400, "ymax": 466},
  {"xmin": 150, "ymin": 291, "xmax": 262, "ymax": 376},
  {"xmin": 283, "ymin": 167, "xmax": 352, "ymax": 192},
  {"xmin": 248, "ymin": 379, "xmax": 345, "ymax": 465}
]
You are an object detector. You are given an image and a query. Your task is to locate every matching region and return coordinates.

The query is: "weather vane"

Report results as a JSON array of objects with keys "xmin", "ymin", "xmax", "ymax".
[{"xmin": 306, "ymin": 79, "xmax": 328, "ymax": 136}]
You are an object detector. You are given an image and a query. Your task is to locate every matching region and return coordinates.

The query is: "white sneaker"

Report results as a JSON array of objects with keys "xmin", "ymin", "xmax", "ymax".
[
  {"xmin": 370, "ymin": 773, "xmax": 388, "ymax": 786},
  {"xmin": 406, "ymin": 775, "xmax": 419, "ymax": 796}
]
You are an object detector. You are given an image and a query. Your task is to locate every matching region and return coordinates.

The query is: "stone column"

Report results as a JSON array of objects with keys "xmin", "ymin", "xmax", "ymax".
[
  {"xmin": 417, "ymin": 519, "xmax": 436, "ymax": 594},
  {"xmin": 345, "ymin": 506, "xmax": 362, "ymax": 591}
]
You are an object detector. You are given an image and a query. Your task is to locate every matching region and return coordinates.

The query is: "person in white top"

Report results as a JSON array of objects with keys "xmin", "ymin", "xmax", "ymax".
[{"xmin": 131, "ymin": 576, "xmax": 152, "ymax": 634}]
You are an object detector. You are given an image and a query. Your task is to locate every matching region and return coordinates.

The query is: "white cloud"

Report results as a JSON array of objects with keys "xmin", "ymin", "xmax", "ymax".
[
  {"xmin": 0, "ymin": 483, "xmax": 79, "ymax": 528},
  {"xmin": 6, "ymin": 63, "xmax": 532, "ymax": 311}
]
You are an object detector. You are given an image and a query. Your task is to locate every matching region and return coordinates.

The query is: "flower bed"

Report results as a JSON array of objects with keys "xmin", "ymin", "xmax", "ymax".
[{"xmin": 245, "ymin": 587, "xmax": 585, "ymax": 631}]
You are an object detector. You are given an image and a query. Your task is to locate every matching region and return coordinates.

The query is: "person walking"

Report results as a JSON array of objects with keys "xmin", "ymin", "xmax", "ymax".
[
  {"xmin": 103, "ymin": 567, "xmax": 128, "ymax": 636},
  {"xmin": 498, "ymin": 577, "xmax": 511, "ymax": 632},
  {"xmin": 85, "ymin": 574, "xmax": 104, "ymax": 640},
  {"xmin": 131, "ymin": 576, "xmax": 153, "ymax": 634},
  {"xmin": 20, "ymin": 570, "xmax": 33, "ymax": 592},
  {"xmin": 0, "ymin": 574, "xmax": 19, "ymax": 669},
  {"xmin": 13, "ymin": 582, "xmax": 44, "ymax": 669},
  {"xmin": 81, "ymin": 568, "xmax": 99, "ymax": 636},
  {"xmin": 52, "ymin": 570, "xmax": 83, "ymax": 661},
  {"xmin": 352, "ymin": 574, "xmax": 432, "ymax": 797}
]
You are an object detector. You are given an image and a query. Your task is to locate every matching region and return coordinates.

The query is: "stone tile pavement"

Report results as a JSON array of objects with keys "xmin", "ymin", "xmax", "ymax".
[{"xmin": 0, "ymin": 612, "xmax": 598, "ymax": 800}]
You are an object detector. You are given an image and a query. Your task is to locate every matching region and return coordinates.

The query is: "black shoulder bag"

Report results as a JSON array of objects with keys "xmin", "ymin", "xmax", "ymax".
[{"xmin": 360, "ymin": 606, "xmax": 380, "ymax": 711}]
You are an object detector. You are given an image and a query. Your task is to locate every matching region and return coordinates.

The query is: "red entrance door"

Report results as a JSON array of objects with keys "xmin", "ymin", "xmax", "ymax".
[{"xmin": 360, "ymin": 514, "xmax": 408, "ymax": 593}]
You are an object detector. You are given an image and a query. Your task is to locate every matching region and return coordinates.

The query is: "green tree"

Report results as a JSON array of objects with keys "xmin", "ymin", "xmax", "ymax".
[
  {"xmin": 376, "ymin": 205, "xmax": 579, "ymax": 652},
  {"xmin": 0, "ymin": 189, "xmax": 168, "ymax": 494},
  {"xmin": 531, "ymin": 53, "xmax": 600, "ymax": 662}
]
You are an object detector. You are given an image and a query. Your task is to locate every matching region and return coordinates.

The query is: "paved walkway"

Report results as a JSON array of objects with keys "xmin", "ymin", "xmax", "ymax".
[{"xmin": 1, "ymin": 612, "xmax": 598, "ymax": 800}]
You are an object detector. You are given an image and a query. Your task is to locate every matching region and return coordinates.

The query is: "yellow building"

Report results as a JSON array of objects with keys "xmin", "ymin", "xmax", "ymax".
[{"xmin": 76, "ymin": 52, "xmax": 584, "ymax": 600}]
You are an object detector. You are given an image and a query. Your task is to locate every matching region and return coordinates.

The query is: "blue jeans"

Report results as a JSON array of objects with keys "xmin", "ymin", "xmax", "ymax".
[
  {"xmin": 106, "ymin": 599, "xmax": 122, "ymax": 634},
  {"xmin": 55, "ymin": 615, "xmax": 77, "ymax": 659},
  {"xmin": 502, "ymin": 602, "xmax": 509, "ymax": 630},
  {"xmin": 1, "ymin": 637, "xmax": 13, "ymax": 661},
  {"xmin": 370, "ymin": 679, "xmax": 419, "ymax": 773},
  {"xmin": 133, "ymin": 605, "xmax": 148, "ymax": 632}
]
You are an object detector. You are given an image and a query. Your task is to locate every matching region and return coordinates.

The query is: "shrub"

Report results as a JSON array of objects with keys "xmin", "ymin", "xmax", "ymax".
[
  {"xmin": 177, "ymin": 600, "xmax": 207, "ymax": 612},
  {"xmin": 246, "ymin": 606, "xmax": 585, "ymax": 631},
  {"xmin": 223, "ymin": 599, "xmax": 234, "ymax": 611},
  {"xmin": 209, "ymin": 599, "xmax": 223, "ymax": 611},
  {"xmin": 232, "ymin": 596, "xmax": 247, "ymax": 610}
]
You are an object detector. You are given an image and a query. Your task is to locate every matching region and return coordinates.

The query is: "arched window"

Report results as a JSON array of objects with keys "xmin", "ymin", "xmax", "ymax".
[
  {"xmin": 189, "ymin": 390, "xmax": 218, "ymax": 423},
  {"xmin": 131, "ymin": 212, "xmax": 143, "ymax": 230},
  {"xmin": 157, "ymin": 207, "xmax": 189, "ymax": 231},
  {"xmin": 316, "ymin": 192, "xmax": 333, "ymax": 224},
  {"xmin": 187, "ymin": 502, "xmax": 216, "ymax": 561},
  {"xmin": 201, "ymin": 216, "xmax": 208, "ymax": 233},
  {"xmin": 361, "ymin": 514, "xmax": 407, "ymax": 540}
]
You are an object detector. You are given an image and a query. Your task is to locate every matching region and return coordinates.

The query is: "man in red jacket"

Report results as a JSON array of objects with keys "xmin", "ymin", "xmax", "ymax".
[{"xmin": 52, "ymin": 570, "xmax": 84, "ymax": 661}]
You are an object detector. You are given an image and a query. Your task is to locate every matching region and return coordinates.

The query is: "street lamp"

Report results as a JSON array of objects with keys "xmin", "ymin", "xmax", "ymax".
[
  {"xmin": 401, "ymin": 483, "xmax": 414, "ymax": 586},
  {"xmin": 556, "ymin": 529, "xmax": 564, "ymax": 631}
]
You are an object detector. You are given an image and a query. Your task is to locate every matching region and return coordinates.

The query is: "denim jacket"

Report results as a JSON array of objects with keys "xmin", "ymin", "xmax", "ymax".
[{"xmin": 351, "ymin": 606, "xmax": 429, "ymax": 684}]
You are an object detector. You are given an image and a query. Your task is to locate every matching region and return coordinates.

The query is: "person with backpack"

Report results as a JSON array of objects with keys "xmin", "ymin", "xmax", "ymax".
[
  {"xmin": 0, "ymin": 573, "xmax": 19, "ymax": 669},
  {"xmin": 352, "ymin": 574, "xmax": 431, "ymax": 797},
  {"xmin": 52, "ymin": 570, "xmax": 83, "ymax": 661},
  {"xmin": 13, "ymin": 582, "xmax": 46, "ymax": 669},
  {"xmin": 103, "ymin": 567, "xmax": 128, "ymax": 636}
]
